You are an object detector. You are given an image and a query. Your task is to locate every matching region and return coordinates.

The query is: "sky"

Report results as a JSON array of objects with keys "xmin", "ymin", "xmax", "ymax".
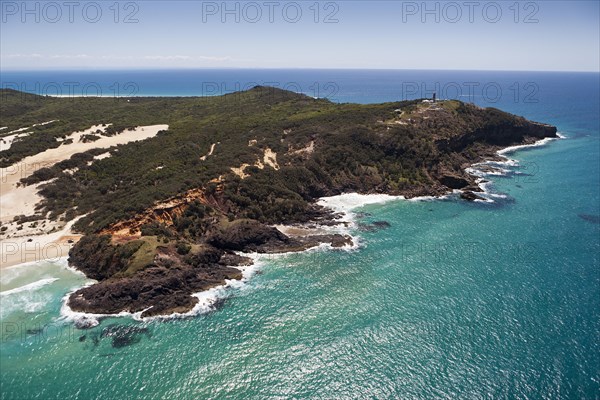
[{"xmin": 1, "ymin": 0, "xmax": 599, "ymax": 71}]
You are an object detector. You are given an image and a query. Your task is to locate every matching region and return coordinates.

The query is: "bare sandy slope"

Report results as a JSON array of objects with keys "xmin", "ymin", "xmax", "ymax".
[
  {"xmin": 0, "ymin": 218, "xmax": 81, "ymax": 269},
  {"xmin": 0, "ymin": 123, "xmax": 168, "ymax": 268}
]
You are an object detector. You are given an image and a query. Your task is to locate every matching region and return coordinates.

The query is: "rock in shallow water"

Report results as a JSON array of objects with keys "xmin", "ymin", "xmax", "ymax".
[
  {"xmin": 579, "ymin": 214, "xmax": 600, "ymax": 224},
  {"xmin": 460, "ymin": 191, "xmax": 486, "ymax": 201},
  {"xmin": 358, "ymin": 221, "xmax": 392, "ymax": 232},
  {"xmin": 100, "ymin": 324, "xmax": 152, "ymax": 348}
]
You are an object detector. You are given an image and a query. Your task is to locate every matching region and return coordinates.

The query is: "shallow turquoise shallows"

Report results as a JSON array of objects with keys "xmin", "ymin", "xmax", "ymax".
[{"xmin": 1, "ymin": 70, "xmax": 598, "ymax": 399}]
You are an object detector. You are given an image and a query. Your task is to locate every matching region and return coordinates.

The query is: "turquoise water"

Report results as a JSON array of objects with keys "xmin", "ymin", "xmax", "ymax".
[{"xmin": 1, "ymin": 71, "xmax": 598, "ymax": 399}]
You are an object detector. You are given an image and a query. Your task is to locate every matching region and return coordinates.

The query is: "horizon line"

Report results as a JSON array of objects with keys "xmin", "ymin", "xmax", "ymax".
[{"xmin": 1, "ymin": 67, "xmax": 598, "ymax": 74}]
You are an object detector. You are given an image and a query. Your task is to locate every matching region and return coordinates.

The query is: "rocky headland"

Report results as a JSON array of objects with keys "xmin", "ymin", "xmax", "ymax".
[{"xmin": 0, "ymin": 87, "xmax": 557, "ymax": 319}]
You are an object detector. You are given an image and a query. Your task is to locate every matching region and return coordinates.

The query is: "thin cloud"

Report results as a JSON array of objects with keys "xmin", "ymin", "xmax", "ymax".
[
  {"xmin": 144, "ymin": 55, "xmax": 233, "ymax": 62},
  {"xmin": 5, "ymin": 53, "xmax": 44, "ymax": 58},
  {"xmin": 4, "ymin": 54, "xmax": 234, "ymax": 62}
]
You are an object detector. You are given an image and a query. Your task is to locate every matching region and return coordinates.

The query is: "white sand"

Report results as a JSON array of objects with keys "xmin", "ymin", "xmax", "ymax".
[
  {"xmin": 5, "ymin": 126, "xmax": 31, "ymax": 135},
  {"xmin": 1, "ymin": 124, "xmax": 168, "ymax": 223},
  {"xmin": 1, "ymin": 218, "xmax": 82, "ymax": 269},
  {"xmin": 230, "ymin": 147, "xmax": 279, "ymax": 179},
  {"xmin": 0, "ymin": 123, "xmax": 168, "ymax": 268},
  {"xmin": 1, "ymin": 132, "xmax": 30, "ymax": 152},
  {"xmin": 263, "ymin": 148, "xmax": 279, "ymax": 170},
  {"xmin": 200, "ymin": 142, "xmax": 218, "ymax": 161}
]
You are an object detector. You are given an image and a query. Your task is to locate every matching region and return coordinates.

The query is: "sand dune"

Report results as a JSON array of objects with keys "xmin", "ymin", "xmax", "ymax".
[{"xmin": 0, "ymin": 123, "xmax": 168, "ymax": 268}]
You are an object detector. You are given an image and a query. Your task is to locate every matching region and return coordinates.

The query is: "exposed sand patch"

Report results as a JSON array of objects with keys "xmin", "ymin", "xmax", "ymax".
[
  {"xmin": 1, "ymin": 132, "xmax": 31, "ymax": 151},
  {"xmin": 0, "ymin": 183, "xmax": 45, "ymax": 224},
  {"xmin": 263, "ymin": 148, "xmax": 279, "ymax": 170},
  {"xmin": 200, "ymin": 142, "xmax": 219, "ymax": 161},
  {"xmin": 5, "ymin": 126, "xmax": 30, "ymax": 135},
  {"xmin": 0, "ymin": 217, "xmax": 82, "ymax": 269},
  {"xmin": 64, "ymin": 167, "xmax": 79, "ymax": 175},
  {"xmin": 93, "ymin": 151, "xmax": 112, "ymax": 161},
  {"xmin": 0, "ymin": 123, "xmax": 167, "ymax": 268},
  {"xmin": 289, "ymin": 141, "xmax": 314, "ymax": 156},
  {"xmin": 231, "ymin": 164, "xmax": 251, "ymax": 179},
  {"xmin": 0, "ymin": 122, "xmax": 58, "ymax": 151},
  {"xmin": 33, "ymin": 124, "xmax": 167, "ymax": 168},
  {"xmin": 230, "ymin": 147, "xmax": 279, "ymax": 179},
  {"xmin": 1, "ymin": 123, "xmax": 168, "ymax": 222},
  {"xmin": 32, "ymin": 120, "xmax": 58, "ymax": 127},
  {"xmin": 209, "ymin": 175, "xmax": 224, "ymax": 184}
]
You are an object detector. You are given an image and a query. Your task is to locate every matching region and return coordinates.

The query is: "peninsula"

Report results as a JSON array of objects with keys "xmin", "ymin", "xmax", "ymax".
[{"xmin": 0, "ymin": 87, "xmax": 557, "ymax": 318}]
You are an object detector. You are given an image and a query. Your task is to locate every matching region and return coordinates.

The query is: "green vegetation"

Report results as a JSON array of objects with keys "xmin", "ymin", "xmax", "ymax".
[
  {"xmin": 68, "ymin": 235, "xmax": 144, "ymax": 280},
  {"xmin": 176, "ymin": 241, "xmax": 192, "ymax": 255},
  {"xmin": 80, "ymin": 134, "xmax": 101, "ymax": 143},
  {"xmin": 1, "ymin": 86, "xmax": 551, "ymax": 240},
  {"xmin": 2, "ymin": 86, "xmax": 556, "ymax": 317},
  {"xmin": 120, "ymin": 236, "xmax": 161, "ymax": 277}
]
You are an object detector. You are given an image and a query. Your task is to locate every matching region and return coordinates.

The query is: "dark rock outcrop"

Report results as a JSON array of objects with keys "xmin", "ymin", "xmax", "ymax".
[
  {"xmin": 68, "ymin": 235, "xmax": 144, "ymax": 281},
  {"xmin": 68, "ymin": 222, "xmax": 353, "ymax": 317},
  {"xmin": 460, "ymin": 191, "xmax": 486, "ymax": 202},
  {"xmin": 68, "ymin": 262, "xmax": 243, "ymax": 318},
  {"xmin": 439, "ymin": 174, "xmax": 470, "ymax": 189},
  {"xmin": 208, "ymin": 220, "xmax": 290, "ymax": 251},
  {"xmin": 62, "ymin": 97, "xmax": 559, "ymax": 319},
  {"xmin": 358, "ymin": 221, "xmax": 392, "ymax": 232},
  {"xmin": 437, "ymin": 116, "xmax": 557, "ymax": 153},
  {"xmin": 100, "ymin": 324, "xmax": 151, "ymax": 348},
  {"xmin": 578, "ymin": 214, "xmax": 600, "ymax": 224}
]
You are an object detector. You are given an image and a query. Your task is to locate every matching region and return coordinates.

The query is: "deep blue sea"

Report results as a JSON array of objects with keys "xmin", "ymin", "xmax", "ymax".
[{"xmin": 0, "ymin": 70, "xmax": 599, "ymax": 399}]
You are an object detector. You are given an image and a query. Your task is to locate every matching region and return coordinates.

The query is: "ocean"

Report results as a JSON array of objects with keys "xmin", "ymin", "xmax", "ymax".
[{"xmin": 0, "ymin": 69, "xmax": 598, "ymax": 399}]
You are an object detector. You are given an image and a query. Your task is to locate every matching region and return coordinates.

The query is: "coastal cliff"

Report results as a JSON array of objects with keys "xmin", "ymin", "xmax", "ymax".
[{"xmin": 0, "ymin": 87, "xmax": 557, "ymax": 318}]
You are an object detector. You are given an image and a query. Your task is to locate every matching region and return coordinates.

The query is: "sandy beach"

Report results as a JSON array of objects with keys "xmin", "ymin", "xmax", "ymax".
[
  {"xmin": 0, "ymin": 218, "xmax": 81, "ymax": 269},
  {"xmin": 0, "ymin": 123, "xmax": 168, "ymax": 269}
]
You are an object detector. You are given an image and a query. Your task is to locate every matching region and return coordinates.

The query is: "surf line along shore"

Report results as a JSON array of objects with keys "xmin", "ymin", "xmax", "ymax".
[
  {"xmin": 59, "ymin": 134, "xmax": 558, "ymax": 327},
  {"xmin": 61, "ymin": 131, "xmax": 564, "ymax": 324},
  {"xmin": 59, "ymin": 194, "xmax": 395, "ymax": 327},
  {"xmin": 0, "ymin": 124, "xmax": 168, "ymax": 269},
  {"xmin": 1, "ymin": 92, "xmax": 559, "ymax": 320},
  {"xmin": 3, "ymin": 135, "xmax": 561, "ymax": 323}
]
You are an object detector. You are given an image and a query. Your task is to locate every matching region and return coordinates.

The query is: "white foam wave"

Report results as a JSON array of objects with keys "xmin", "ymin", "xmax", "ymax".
[
  {"xmin": 0, "ymin": 264, "xmax": 31, "ymax": 286},
  {"xmin": 497, "ymin": 136, "xmax": 560, "ymax": 156},
  {"xmin": 0, "ymin": 277, "xmax": 60, "ymax": 319},
  {"xmin": 406, "ymin": 194, "xmax": 451, "ymax": 202},
  {"xmin": 59, "ymin": 258, "xmax": 269, "ymax": 326},
  {"xmin": 1, "ymin": 257, "xmax": 78, "ymax": 286},
  {"xmin": 0, "ymin": 277, "xmax": 59, "ymax": 297},
  {"xmin": 59, "ymin": 134, "xmax": 566, "ymax": 323},
  {"xmin": 318, "ymin": 193, "xmax": 402, "ymax": 221},
  {"xmin": 1, "ymin": 294, "xmax": 52, "ymax": 318},
  {"xmin": 316, "ymin": 192, "xmax": 451, "ymax": 238},
  {"xmin": 464, "ymin": 134, "xmax": 565, "ymax": 201},
  {"xmin": 62, "ymin": 261, "xmax": 89, "ymax": 278}
]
